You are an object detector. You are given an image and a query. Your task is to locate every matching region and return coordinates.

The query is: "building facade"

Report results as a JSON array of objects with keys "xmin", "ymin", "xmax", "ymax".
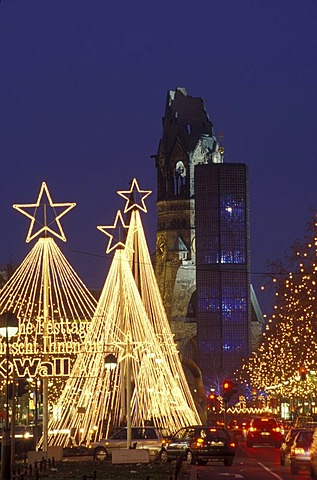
[{"xmin": 195, "ymin": 163, "xmax": 251, "ymax": 384}]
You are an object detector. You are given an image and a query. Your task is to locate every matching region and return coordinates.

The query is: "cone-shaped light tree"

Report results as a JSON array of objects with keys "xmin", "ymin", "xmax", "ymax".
[
  {"xmin": 240, "ymin": 216, "xmax": 317, "ymax": 399},
  {"xmin": 121, "ymin": 179, "xmax": 201, "ymax": 421},
  {"xmin": 0, "ymin": 182, "xmax": 98, "ymax": 450},
  {"xmin": 45, "ymin": 181, "xmax": 200, "ymax": 448}
]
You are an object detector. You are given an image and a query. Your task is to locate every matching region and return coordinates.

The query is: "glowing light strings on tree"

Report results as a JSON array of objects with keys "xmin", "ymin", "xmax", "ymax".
[
  {"xmin": 122, "ymin": 180, "xmax": 200, "ymax": 422},
  {"xmin": 240, "ymin": 218, "xmax": 317, "ymax": 399},
  {"xmin": 0, "ymin": 182, "xmax": 97, "ymax": 390},
  {"xmin": 45, "ymin": 179, "xmax": 200, "ymax": 447}
]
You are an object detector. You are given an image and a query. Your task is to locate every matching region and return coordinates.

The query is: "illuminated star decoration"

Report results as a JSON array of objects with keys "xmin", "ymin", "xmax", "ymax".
[
  {"xmin": 97, "ymin": 210, "xmax": 130, "ymax": 253},
  {"xmin": 13, "ymin": 181, "xmax": 76, "ymax": 243},
  {"xmin": 117, "ymin": 178, "xmax": 152, "ymax": 213}
]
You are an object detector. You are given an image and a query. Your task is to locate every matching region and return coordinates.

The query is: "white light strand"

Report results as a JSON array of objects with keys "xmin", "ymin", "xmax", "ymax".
[{"xmin": 0, "ymin": 237, "xmax": 97, "ymax": 367}]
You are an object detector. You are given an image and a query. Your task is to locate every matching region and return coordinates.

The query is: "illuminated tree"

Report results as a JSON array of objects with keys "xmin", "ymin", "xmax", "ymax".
[
  {"xmin": 122, "ymin": 179, "xmax": 200, "ymax": 420},
  {"xmin": 240, "ymin": 216, "xmax": 317, "ymax": 399},
  {"xmin": 0, "ymin": 182, "xmax": 98, "ymax": 450},
  {"xmin": 45, "ymin": 180, "xmax": 200, "ymax": 447},
  {"xmin": 0, "ymin": 182, "xmax": 97, "ymax": 384}
]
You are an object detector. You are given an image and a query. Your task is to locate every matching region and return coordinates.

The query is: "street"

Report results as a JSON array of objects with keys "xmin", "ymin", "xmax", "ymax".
[{"xmin": 177, "ymin": 443, "xmax": 312, "ymax": 480}]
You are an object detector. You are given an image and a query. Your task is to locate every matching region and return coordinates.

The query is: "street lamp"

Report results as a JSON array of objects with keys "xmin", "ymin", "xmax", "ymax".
[
  {"xmin": 104, "ymin": 352, "xmax": 132, "ymax": 449},
  {"xmin": 104, "ymin": 353, "xmax": 117, "ymax": 440},
  {"xmin": 0, "ymin": 311, "xmax": 19, "ymax": 480},
  {"xmin": 104, "ymin": 354, "xmax": 117, "ymax": 371}
]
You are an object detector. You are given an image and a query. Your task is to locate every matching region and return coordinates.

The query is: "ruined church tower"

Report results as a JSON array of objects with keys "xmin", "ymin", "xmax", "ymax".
[{"xmin": 153, "ymin": 87, "xmax": 222, "ymax": 329}]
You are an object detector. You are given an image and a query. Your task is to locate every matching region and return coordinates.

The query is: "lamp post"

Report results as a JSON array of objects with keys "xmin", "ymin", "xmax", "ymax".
[
  {"xmin": 104, "ymin": 353, "xmax": 117, "ymax": 439},
  {"xmin": 0, "ymin": 311, "xmax": 19, "ymax": 480},
  {"xmin": 125, "ymin": 338, "xmax": 132, "ymax": 450},
  {"xmin": 105, "ymin": 352, "xmax": 132, "ymax": 449},
  {"xmin": 104, "ymin": 354, "xmax": 117, "ymax": 372}
]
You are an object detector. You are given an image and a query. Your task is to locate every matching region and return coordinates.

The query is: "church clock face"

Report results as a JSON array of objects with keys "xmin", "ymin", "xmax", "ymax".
[{"xmin": 156, "ymin": 235, "xmax": 167, "ymax": 259}]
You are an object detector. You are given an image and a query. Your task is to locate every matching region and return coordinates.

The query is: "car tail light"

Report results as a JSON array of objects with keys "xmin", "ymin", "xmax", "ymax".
[
  {"xmin": 273, "ymin": 427, "xmax": 281, "ymax": 432},
  {"xmin": 229, "ymin": 441, "xmax": 236, "ymax": 448},
  {"xmin": 195, "ymin": 437, "xmax": 205, "ymax": 447},
  {"xmin": 249, "ymin": 427, "xmax": 257, "ymax": 432}
]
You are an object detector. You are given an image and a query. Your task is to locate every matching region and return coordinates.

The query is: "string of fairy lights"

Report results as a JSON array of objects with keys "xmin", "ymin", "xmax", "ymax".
[
  {"xmin": 0, "ymin": 237, "xmax": 97, "ymax": 332},
  {"xmin": 240, "ymin": 220, "xmax": 317, "ymax": 400}
]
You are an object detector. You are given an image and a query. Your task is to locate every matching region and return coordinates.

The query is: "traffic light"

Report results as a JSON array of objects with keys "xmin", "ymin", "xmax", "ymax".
[
  {"xmin": 299, "ymin": 367, "xmax": 307, "ymax": 381},
  {"xmin": 207, "ymin": 392, "xmax": 216, "ymax": 411},
  {"xmin": 222, "ymin": 380, "xmax": 238, "ymax": 403}
]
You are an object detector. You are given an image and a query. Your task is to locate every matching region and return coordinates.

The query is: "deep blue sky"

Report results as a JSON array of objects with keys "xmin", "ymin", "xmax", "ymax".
[{"xmin": 0, "ymin": 1, "xmax": 316, "ymax": 313}]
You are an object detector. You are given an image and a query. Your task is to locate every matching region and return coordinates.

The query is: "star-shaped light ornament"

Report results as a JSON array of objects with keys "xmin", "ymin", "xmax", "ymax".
[
  {"xmin": 97, "ymin": 210, "xmax": 131, "ymax": 254},
  {"xmin": 110, "ymin": 333, "xmax": 144, "ymax": 363},
  {"xmin": 13, "ymin": 182, "xmax": 76, "ymax": 243},
  {"xmin": 117, "ymin": 178, "xmax": 151, "ymax": 213}
]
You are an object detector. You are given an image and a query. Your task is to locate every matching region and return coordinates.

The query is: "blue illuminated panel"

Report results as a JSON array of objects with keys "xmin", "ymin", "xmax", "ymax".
[{"xmin": 195, "ymin": 163, "xmax": 251, "ymax": 382}]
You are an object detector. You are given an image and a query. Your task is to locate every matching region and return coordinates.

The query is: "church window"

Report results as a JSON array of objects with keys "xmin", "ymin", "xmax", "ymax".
[{"xmin": 174, "ymin": 161, "xmax": 186, "ymax": 195}]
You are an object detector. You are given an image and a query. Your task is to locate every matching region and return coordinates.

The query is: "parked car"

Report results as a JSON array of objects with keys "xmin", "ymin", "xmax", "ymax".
[
  {"xmin": 280, "ymin": 428, "xmax": 304, "ymax": 465},
  {"xmin": 227, "ymin": 419, "xmax": 244, "ymax": 439},
  {"xmin": 246, "ymin": 417, "xmax": 282, "ymax": 448},
  {"xmin": 91, "ymin": 426, "xmax": 165, "ymax": 461},
  {"xmin": 295, "ymin": 415, "xmax": 314, "ymax": 428},
  {"xmin": 289, "ymin": 429, "xmax": 314, "ymax": 474},
  {"xmin": 160, "ymin": 425, "xmax": 236, "ymax": 466}
]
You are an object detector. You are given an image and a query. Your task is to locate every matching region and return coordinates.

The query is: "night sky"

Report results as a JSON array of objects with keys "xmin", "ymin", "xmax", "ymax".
[{"xmin": 0, "ymin": 1, "xmax": 316, "ymax": 314}]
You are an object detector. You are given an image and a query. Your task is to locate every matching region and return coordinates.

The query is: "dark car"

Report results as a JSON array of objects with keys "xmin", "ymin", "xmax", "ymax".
[
  {"xmin": 246, "ymin": 417, "xmax": 282, "ymax": 448},
  {"xmin": 160, "ymin": 425, "xmax": 236, "ymax": 466},
  {"xmin": 227, "ymin": 419, "xmax": 243, "ymax": 439},
  {"xmin": 227, "ymin": 418, "xmax": 251, "ymax": 441},
  {"xmin": 280, "ymin": 428, "xmax": 304, "ymax": 465},
  {"xmin": 289, "ymin": 429, "xmax": 314, "ymax": 474},
  {"xmin": 90, "ymin": 426, "xmax": 165, "ymax": 461}
]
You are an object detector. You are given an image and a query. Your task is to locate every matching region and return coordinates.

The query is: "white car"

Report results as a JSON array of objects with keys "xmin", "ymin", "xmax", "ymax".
[{"xmin": 91, "ymin": 426, "xmax": 165, "ymax": 461}]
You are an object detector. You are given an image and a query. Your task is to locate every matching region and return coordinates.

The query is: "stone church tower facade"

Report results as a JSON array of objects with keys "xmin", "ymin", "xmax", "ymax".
[{"xmin": 153, "ymin": 87, "xmax": 222, "ymax": 335}]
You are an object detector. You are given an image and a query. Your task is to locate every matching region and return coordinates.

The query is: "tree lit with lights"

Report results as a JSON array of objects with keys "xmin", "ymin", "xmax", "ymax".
[
  {"xmin": 44, "ymin": 179, "xmax": 200, "ymax": 448},
  {"xmin": 0, "ymin": 182, "xmax": 98, "ymax": 449},
  {"xmin": 241, "ymin": 216, "xmax": 317, "ymax": 399},
  {"xmin": 0, "ymin": 182, "xmax": 97, "ymax": 384}
]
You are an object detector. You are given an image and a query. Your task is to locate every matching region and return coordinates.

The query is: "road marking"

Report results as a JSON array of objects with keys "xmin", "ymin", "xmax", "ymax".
[{"xmin": 258, "ymin": 462, "xmax": 284, "ymax": 480}]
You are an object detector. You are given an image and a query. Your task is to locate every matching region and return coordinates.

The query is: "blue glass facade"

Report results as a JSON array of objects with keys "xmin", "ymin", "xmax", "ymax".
[{"xmin": 195, "ymin": 163, "xmax": 251, "ymax": 384}]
